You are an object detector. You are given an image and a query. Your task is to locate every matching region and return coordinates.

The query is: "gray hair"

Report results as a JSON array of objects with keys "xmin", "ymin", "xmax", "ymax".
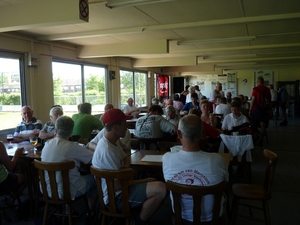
[
  {"xmin": 55, "ymin": 116, "xmax": 74, "ymax": 137},
  {"xmin": 49, "ymin": 106, "xmax": 63, "ymax": 116},
  {"xmin": 178, "ymin": 114, "xmax": 202, "ymax": 143},
  {"xmin": 152, "ymin": 98, "xmax": 159, "ymax": 105},
  {"xmin": 165, "ymin": 105, "xmax": 176, "ymax": 113}
]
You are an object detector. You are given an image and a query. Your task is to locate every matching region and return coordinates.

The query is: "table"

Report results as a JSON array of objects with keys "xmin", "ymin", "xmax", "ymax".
[
  {"xmin": 6, "ymin": 143, "xmax": 42, "ymax": 159},
  {"xmin": 218, "ymin": 134, "xmax": 254, "ymax": 162}
]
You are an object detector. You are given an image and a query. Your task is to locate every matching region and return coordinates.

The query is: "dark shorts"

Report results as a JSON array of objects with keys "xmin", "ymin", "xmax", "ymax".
[
  {"xmin": 115, "ymin": 183, "xmax": 148, "ymax": 211},
  {"xmin": 251, "ymin": 109, "xmax": 269, "ymax": 125},
  {"xmin": 0, "ymin": 173, "xmax": 19, "ymax": 192}
]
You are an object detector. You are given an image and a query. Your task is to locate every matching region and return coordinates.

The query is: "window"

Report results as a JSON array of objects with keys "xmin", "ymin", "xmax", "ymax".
[
  {"xmin": 0, "ymin": 53, "xmax": 25, "ymax": 131},
  {"xmin": 52, "ymin": 61, "xmax": 107, "ymax": 116},
  {"xmin": 120, "ymin": 70, "xmax": 147, "ymax": 109}
]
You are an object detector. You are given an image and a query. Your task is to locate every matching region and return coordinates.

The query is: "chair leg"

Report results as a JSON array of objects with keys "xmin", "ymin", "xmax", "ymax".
[
  {"xmin": 262, "ymin": 200, "xmax": 271, "ymax": 225},
  {"xmin": 67, "ymin": 204, "xmax": 73, "ymax": 225},
  {"xmin": 230, "ymin": 196, "xmax": 239, "ymax": 225},
  {"xmin": 101, "ymin": 215, "xmax": 106, "ymax": 225},
  {"xmin": 43, "ymin": 203, "xmax": 49, "ymax": 225}
]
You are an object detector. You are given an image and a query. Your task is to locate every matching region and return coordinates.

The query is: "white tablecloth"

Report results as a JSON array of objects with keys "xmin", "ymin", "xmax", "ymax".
[{"xmin": 218, "ymin": 134, "xmax": 254, "ymax": 162}]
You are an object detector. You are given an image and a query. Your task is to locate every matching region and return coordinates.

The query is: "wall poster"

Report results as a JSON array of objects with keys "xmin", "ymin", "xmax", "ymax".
[
  {"xmin": 254, "ymin": 70, "xmax": 274, "ymax": 86},
  {"xmin": 156, "ymin": 75, "xmax": 169, "ymax": 98}
]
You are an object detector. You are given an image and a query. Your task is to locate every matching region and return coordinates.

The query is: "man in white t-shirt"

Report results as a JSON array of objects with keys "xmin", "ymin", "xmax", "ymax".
[
  {"xmin": 123, "ymin": 97, "xmax": 139, "ymax": 118},
  {"xmin": 222, "ymin": 101, "xmax": 249, "ymax": 130},
  {"xmin": 41, "ymin": 116, "xmax": 96, "ymax": 208},
  {"xmin": 162, "ymin": 115, "xmax": 228, "ymax": 223},
  {"xmin": 215, "ymin": 97, "xmax": 231, "ymax": 117},
  {"xmin": 92, "ymin": 109, "xmax": 166, "ymax": 225}
]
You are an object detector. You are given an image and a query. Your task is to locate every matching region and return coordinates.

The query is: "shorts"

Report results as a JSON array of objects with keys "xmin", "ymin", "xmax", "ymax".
[
  {"xmin": 251, "ymin": 109, "xmax": 269, "ymax": 125},
  {"xmin": 115, "ymin": 182, "xmax": 148, "ymax": 211},
  {"xmin": 0, "ymin": 173, "xmax": 19, "ymax": 192}
]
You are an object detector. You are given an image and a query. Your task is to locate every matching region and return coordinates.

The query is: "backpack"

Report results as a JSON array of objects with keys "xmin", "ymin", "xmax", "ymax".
[{"xmin": 254, "ymin": 87, "xmax": 270, "ymax": 110}]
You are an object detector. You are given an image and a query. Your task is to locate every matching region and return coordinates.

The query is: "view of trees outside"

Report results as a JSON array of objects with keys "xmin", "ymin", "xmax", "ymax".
[
  {"xmin": 120, "ymin": 70, "xmax": 147, "ymax": 109},
  {"xmin": 0, "ymin": 57, "xmax": 22, "ymax": 130},
  {"xmin": 52, "ymin": 62, "xmax": 107, "ymax": 116}
]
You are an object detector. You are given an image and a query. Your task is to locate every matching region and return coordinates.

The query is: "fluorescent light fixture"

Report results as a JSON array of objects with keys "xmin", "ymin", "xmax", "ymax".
[
  {"xmin": 205, "ymin": 54, "xmax": 257, "ymax": 60},
  {"xmin": 215, "ymin": 62, "xmax": 257, "ymax": 67},
  {"xmin": 177, "ymin": 36, "xmax": 256, "ymax": 45},
  {"xmin": 106, "ymin": 0, "xmax": 175, "ymax": 8}
]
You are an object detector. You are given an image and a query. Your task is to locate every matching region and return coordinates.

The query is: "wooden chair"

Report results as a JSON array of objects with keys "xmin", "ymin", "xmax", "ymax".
[
  {"xmin": 166, "ymin": 180, "xmax": 228, "ymax": 225},
  {"xmin": 157, "ymin": 141, "xmax": 179, "ymax": 151},
  {"xmin": 231, "ymin": 149, "xmax": 278, "ymax": 225},
  {"xmin": 134, "ymin": 137, "xmax": 164, "ymax": 150},
  {"xmin": 34, "ymin": 160, "xmax": 91, "ymax": 225},
  {"xmin": 223, "ymin": 141, "xmax": 252, "ymax": 184},
  {"xmin": 90, "ymin": 167, "xmax": 140, "ymax": 225},
  {"xmin": 130, "ymin": 138, "xmax": 140, "ymax": 150}
]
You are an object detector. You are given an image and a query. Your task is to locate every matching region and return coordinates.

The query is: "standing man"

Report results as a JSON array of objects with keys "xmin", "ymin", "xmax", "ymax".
[
  {"xmin": 162, "ymin": 115, "xmax": 228, "ymax": 223},
  {"xmin": 92, "ymin": 109, "xmax": 166, "ymax": 225},
  {"xmin": 249, "ymin": 77, "xmax": 272, "ymax": 146},
  {"xmin": 194, "ymin": 85, "xmax": 203, "ymax": 101},
  {"xmin": 276, "ymin": 81, "xmax": 288, "ymax": 126},
  {"xmin": 210, "ymin": 83, "xmax": 224, "ymax": 103},
  {"xmin": 123, "ymin": 97, "xmax": 139, "ymax": 118},
  {"xmin": 13, "ymin": 105, "xmax": 42, "ymax": 143}
]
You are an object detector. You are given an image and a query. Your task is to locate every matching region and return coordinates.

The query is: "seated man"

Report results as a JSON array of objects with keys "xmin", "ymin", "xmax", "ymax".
[
  {"xmin": 180, "ymin": 93, "xmax": 200, "ymax": 116},
  {"xmin": 165, "ymin": 105, "xmax": 181, "ymax": 125},
  {"xmin": 215, "ymin": 97, "xmax": 231, "ymax": 117},
  {"xmin": 123, "ymin": 97, "xmax": 139, "ymax": 118},
  {"xmin": 162, "ymin": 115, "xmax": 228, "ymax": 223},
  {"xmin": 39, "ymin": 105, "xmax": 63, "ymax": 141},
  {"xmin": 13, "ymin": 105, "xmax": 43, "ymax": 143},
  {"xmin": 41, "ymin": 116, "xmax": 96, "ymax": 207},
  {"xmin": 222, "ymin": 101, "xmax": 249, "ymax": 131},
  {"xmin": 87, "ymin": 104, "xmax": 131, "ymax": 151},
  {"xmin": 92, "ymin": 109, "xmax": 166, "ymax": 225},
  {"xmin": 135, "ymin": 105, "xmax": 177, "ymax": 146},
  {"xmin": 72, "ymin": 102, "xmax": 103, "ymax": 139}
]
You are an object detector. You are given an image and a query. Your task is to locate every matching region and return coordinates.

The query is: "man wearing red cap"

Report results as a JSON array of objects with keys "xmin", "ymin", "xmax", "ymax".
[{"xmin": 92, "ymin": 109, "xmax": 166, "ymax": 225}]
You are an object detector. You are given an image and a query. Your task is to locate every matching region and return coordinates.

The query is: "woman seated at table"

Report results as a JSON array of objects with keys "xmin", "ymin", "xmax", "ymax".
[
  {"xmin": 200, "ymin": 100, "xmax": 217, "ymax": 128},
  {"xmin": 0, "ymin": 142, "xmax": 27, "ymax": 198}
]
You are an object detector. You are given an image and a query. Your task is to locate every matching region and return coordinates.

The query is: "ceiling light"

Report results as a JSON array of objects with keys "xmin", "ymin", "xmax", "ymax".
[
  {"xmin": 106, "ymin": 0, "xmax": 175, "ymax": 8},
  {"xmin": 177, "ymin": 36, "xmax": 256, "ymax": 45},
  {"xmin": 215, "ymin": 62, "xmax": 257, "ymax": 67}
]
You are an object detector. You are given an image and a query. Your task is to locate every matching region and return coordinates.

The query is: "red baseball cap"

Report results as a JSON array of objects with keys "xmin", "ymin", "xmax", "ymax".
[{"xmin": 102, "ymin": 109, "xmax": 133, "ymax": 126}]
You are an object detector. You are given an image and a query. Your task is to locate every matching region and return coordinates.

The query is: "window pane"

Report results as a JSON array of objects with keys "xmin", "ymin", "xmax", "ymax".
[
  {"xmin": 52, "ymin": 62, "xmax": 82, "ymax": 117},
  {"xmin": 135, "ymin": 72, "xmax": 147, "ymax": 107},
  {"xmin": 84, "ymin": 65, "xmax": 107, "ymax": 114},
  {"xmin": 120, "ymin": 70, "xmax": 134, "ymax": 109},
  {"xmin": 0, "ymin": 57, "xmax": 22, "ymax": 131}
]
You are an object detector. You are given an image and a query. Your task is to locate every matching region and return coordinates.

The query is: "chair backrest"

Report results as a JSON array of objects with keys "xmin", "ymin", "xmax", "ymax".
[
  {"xmin": 157, "ymin": 141, "xmax": 179, "ymax": 151},
  {"xmin": 166, "ymin": 180, "xmax": 227, "ymax": 225},
  {"xmin": 90, "ymin": 166, "xmax": 135, "ymax": 216},
  {"xmin": 34, "ymin": 160, "xmax": 75, "ymax": 204},
  {"xmin": 134, "ymin": 137, "xmax": 164, "ymax": 150},
  {"xmin": 263, "ymin": 149, "xmax": 278, "ymax": 197},
  {"xmin": 131, "ymin": 138, "xmax": 140, "ymax": 150}
]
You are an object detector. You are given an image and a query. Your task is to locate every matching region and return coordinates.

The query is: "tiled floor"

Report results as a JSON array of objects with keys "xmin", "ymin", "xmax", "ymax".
[{"xmin": 2, "ymin": 117, "xmax": 300, "ymax": 225}]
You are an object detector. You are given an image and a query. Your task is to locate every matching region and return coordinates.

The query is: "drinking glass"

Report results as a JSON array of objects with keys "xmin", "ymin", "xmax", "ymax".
[
  {"xmin": 30, "ymin": 136, "xmax": 38, "ymax": 151},
  {"xmin": 7, "ymin": 134, "xmax": 14, "ymax": 148}
]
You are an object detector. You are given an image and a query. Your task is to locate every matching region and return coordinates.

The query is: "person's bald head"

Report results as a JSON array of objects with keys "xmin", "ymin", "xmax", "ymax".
[
  {"xmin": 166, "ymin": 99, "xmax": 173, "ymax": 106},
  {"xmin": 21, "ymin": 106, "xmax": 33, "ymax": 123},
  {"xmin": 104, "ymin": 104, "xmax": 114, "ymax": 112}
]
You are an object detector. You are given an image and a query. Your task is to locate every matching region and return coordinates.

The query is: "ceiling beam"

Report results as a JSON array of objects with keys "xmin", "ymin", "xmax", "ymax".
[
  {"xmin": 38, "ymin": 12, "xmax": 300, "ymax": 41},
  {"xmin": 77, "ymin": 39, "xmax": 168, "ymax": 58},
  {"xmin": 133, "ymin": 56, "xmax": 196, "ymax": 67},
  {"xmin": 0, "ymin": 0, "xmax": 88, "ymax": 32}
]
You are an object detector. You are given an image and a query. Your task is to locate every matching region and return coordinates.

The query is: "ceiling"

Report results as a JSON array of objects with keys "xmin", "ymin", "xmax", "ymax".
[{"xmin": 1, "ymin": 0, "xmax": 300, "ymax": 73}]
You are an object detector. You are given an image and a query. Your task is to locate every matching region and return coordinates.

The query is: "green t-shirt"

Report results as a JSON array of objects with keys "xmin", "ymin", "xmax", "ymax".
[{"xmin": 72, "ymin": 113, "xmax": 103, "ymax": 139}]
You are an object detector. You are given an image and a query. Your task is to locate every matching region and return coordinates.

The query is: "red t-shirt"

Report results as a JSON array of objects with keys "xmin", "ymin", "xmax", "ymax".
[
  {"xmin": 251, "ymin": 84, "xmax": 271, "ymax": 111},
  {"xmin": 202, "ymin": 122, "xmax": 220, "ymax": 139}
]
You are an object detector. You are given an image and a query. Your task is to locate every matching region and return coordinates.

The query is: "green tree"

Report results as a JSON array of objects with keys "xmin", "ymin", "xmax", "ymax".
[
  {"xmin": 85, "ymin": 75, "xmax": 105, "ymax": 93},
  {"xmin": 53, "ymin": 76, "xmax": 63, "ymax": 96},
  {"xmin": 0, "ymin": 73, "xmax": 8, "ymax": 87}
]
